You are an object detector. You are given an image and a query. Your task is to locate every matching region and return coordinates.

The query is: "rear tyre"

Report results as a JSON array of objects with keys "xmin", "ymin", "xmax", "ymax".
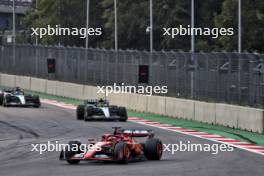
[
  {"xmin": 118, "ymin": 107, "xmax": 128, "ymax": 122},
  {"xmin": 76, "ymin": 105, "xmax": 85, "ymax": 120},
  {"xmin": 32, "ymin": 95, "xmax": 41, "ymax": 108},
  {"xmin": 113, "ymin": 142, "xmax": 130, "ymax": 164},
  {"xmin": 144, "ymin": 138, "xmax": 163, "ymax": 160},
  {"xmin": 64, "ymin": 141, "xmax": 82, "ymax": 164},
  {"xmin": 0, "ymin": 93, "xmax": 3, "ymax": 106}
]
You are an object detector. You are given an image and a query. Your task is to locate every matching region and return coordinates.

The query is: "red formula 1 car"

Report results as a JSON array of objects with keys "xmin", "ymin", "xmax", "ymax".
[{"xmin": 59, "ymin": 127, "xmax": 163, "ymax": 164}]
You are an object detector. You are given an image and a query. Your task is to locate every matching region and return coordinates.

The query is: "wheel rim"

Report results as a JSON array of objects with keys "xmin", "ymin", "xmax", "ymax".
[
  {"xmin": 123, "ymin": 146, "xmax": 130, "ymax": 159},
  {"xmin": 157, "ymin": 143, "xmax": 162, "ymax": 158}
]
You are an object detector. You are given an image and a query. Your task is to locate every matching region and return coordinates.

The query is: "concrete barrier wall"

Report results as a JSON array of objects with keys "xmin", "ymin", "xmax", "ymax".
[
  {"xmin": 194, "ymin": 101, "xmax": 216, "ymax": 124},
  {"xmin": 147, "ymin": 96, "xmax": 166, "ymax": 115},
  {"xmin": 108, "ymin": 93, "xmax": 130, "ymax": 108},
  {"xmin": 0, "ymin": 73, "xmax": 16, "ymax": 88},
  {"xmin": 46, "ymin": 80, "xmax": 57, "ymax": 95},
  {"xmin": 215, "ymin": 104, "xmax": 239, "ymax": 128},
  {"xmin": 127, "ymin": 93, "xmax": 141, "ymax": 111},
  {"xmin": 30, "ymin": 78, "xmax": 47, "ymax": 93},
  {"xmin": 83, "ymin": 85, "xmax": 103, "ymax": 99},
  {"xmin": 15, "ymin": 76, "xmax": 31, "ymax": 90},
  {"xmin": 55, "ymin": 81, "xmax": 66, "ymax": 97},
  {"xmin": 165, "ymin": 97, "xmax": 195, "ymax": 120},
  {"xmin": 135, "ymin": 94, "xmax": 148, "ymax": 112},
  {"xmin": 237, "ymin": 107, "xmax": 263, "ymax": 133},
  {"xmin": 56, "ymin": 82, "xmax": 84, "ymax": 100},
  {"xmin": 0, "ymin": 73, "xmax": 263, "ymax": 133}
]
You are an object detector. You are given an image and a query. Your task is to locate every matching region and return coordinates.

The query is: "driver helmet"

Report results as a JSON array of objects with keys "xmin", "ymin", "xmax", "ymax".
[
  {"xmin": 97, "ymin": 98, "xmax": 105, "ymax": 106},
  {"xmin": 14, "ymin": 87, "xmax": 23, "ymax": 94},
  {"xmin": 14, "ymin": 87, "xmax": 22, "ymax": 92}
]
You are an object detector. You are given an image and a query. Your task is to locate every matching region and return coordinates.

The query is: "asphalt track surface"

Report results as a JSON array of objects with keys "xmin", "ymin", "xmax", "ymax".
[{"xmin": 0, "ymin": 103, "xmax": 263, "ymax": 176}]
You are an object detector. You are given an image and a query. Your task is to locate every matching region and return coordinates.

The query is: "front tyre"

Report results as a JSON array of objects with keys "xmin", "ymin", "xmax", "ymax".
[
  {"xmin": 113, "ymin": 142, "xmax": 130, "ymax": 164},
  {"xmin": 76, "ymin": 105, "xmax": 85, "ymax": 120},
  {"xmin": 64, "ymin": 141, "xmax": 82, "ymax": 164}
]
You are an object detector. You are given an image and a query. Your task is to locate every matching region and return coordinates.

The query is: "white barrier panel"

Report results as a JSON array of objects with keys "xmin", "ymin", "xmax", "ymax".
[
  {"xmin": 108, "ymin": 93, "xmax": 129, "ymax": 107},
  {"xmin": 57, "ymin": 82, "xmax": 84, "ymax": 100},
  {"xmin": 109, "ymin": 93, "xmax": 147, "ymax": 112},
  {"xmin": 15, "ymin": 75, "xmax": 31, "ymax": 90},
  {"xmin": 83, "ymin": 85, "xmax": 102, "ymax": 100},
  {"xmin": 194, "ymin": 101, "xmax": 216, "ymax": 124},
  {"xmin": 215, "ymin": 103, "xmax": 238, "ymax": 128},
  {"xmin": 165, "ymin": 97, "xmax": 195, "ymax": 120},
  {"xmin": 147, "ymin": 95, "xmax": 166, "ymax": 115},
  {"xmin": 30, "ymin": 78, "xmax": 47, "ymax": 93},
  {"xmin": 127, "ymin": 93, "xmax": 140, "ymax": 111},
  {"xmin": 0, "ymin": 74, "xmax": 16, "ymax": 88},
  {"xmin": 135, "ymin": 94, "xmax": 148, "ymax": 112},
  {"xmin": 237, "ymin": 107, "xmax": 264, "ymax": 133},
  {"xmin": 46, "ymin": 80, "xmax": 57, "ymax": 95},
  {"xmin": 55, "ymin": 81, "xmax": 65, "ymax": 97}
]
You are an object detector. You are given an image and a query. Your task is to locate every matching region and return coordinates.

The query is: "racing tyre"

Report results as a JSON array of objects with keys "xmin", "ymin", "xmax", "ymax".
[
  {"xmin": 144, "ymin": 138, "xmax": 163, "ymax": 160},
  {"xmin": 84, "ymin": 106, "xmax": 93, "ymax": 121},
  {"xmin": 113, "ymin": 142, "xmax": 130, "ymax": 164},
  {"xmin": 64, "ymin": 141, "xmax": 82, "ymax": 164},
  {"xmin": 2, "ymin": 96, "xmax": 9, "ymax": 107},
  {"xmin": 32, "ymin": 96, "xmax": 41, "ymax": 108},
  {"xmin": 76, "ymin": 105, "xmax": 85, "ymax": 120},
  {"xmin": 0, "ymin": 93, "xmax": 3, "ymax": 106},
  {"xmin": 118, "ymin": 107, "xmax": 128, "ymax": 122}
]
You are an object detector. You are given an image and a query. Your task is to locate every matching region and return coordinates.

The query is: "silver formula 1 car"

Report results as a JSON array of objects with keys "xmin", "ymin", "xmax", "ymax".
[
  {"xmin": 76, "ymin": 99, "xmax": 128, "ymax": 121},
  {"xmin": 0, "ymin": 87, "xmax": 41, "ymax": 108}
]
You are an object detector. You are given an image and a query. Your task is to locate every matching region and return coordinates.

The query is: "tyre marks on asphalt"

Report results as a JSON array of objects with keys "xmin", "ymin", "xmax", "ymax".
[{"xmin": 0, "ymin": 120, "xmax": 40, "ymax": 138}]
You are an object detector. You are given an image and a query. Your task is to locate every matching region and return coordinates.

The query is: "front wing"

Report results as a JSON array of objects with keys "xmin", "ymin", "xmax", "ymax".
[
  {"xmin": 59, "ymin": 151, "xmax": 145, "ymax": 162},
  {"xmin": 84, "ymin": 115, "xmax": 124, "ymax": 121}
]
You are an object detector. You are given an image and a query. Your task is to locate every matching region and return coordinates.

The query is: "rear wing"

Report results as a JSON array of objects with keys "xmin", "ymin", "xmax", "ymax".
[
  {"xmin": 113, "ymin": 127, "xmax": 154, "ymax": 137},
  {"xmin": 3, "ymin": 89, "xmax": 25, "ymax": 95},
  {"xmin": 3, "ymin": 89, "xmax": 13, "ymax": 93},
  {"xmin": 84, "ymin": 99, "xmax": 109, "ymax": 106},
  {"xmin": 123, "ymin": 130, "xmax": 154, "ymax": 137},
  {"xmin": 84, "ymin": 99, "xmax": 98, "ymax": 105}
]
